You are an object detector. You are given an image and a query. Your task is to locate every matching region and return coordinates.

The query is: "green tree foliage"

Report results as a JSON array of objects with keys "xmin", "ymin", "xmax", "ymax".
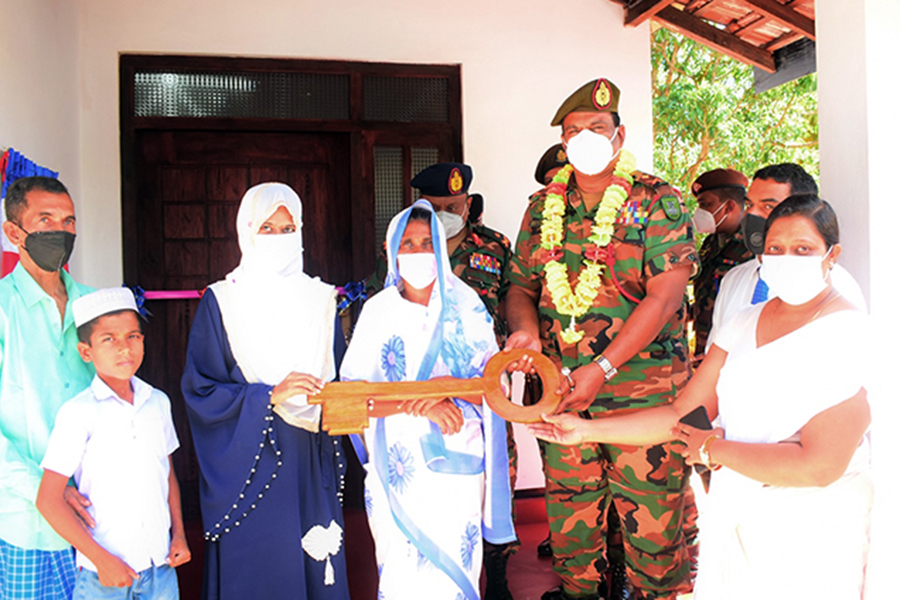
[{"xmin": 652, "ymin": 27, "xmax": 819, "ymax": 209}]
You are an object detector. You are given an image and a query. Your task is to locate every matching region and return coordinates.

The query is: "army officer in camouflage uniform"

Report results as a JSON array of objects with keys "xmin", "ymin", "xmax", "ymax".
[
  {"xmin": 506, "ymin": 79, "xmax": 698, "ymax": 600},
  {"xmin": 688, "ymin": 168, "xmax": 753, "ymax": 363}
]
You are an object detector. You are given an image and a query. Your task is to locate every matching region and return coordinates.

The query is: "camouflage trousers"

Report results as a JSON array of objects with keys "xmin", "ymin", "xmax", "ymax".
[{"xmin": 542, "ymin": 436, "xmax": 694, "ymax": 599}]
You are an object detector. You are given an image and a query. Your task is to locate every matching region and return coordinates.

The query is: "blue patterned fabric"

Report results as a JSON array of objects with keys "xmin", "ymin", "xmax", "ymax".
[
  {"xmin": 0, "ymin": 148, "xmax": 59, "ymax": 200},
  {"xmin": 0, "ymin": 538, "xmax": 76, "ymax": 600},
  {"xmin": 750, "ymin": 274, "xmax": 769, "ymax": 304}
]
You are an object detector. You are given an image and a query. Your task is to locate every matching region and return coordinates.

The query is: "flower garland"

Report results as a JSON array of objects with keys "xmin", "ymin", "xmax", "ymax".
[{"xmin": 540, "ymin": 150, "xmax": 637, "ymax": 343}]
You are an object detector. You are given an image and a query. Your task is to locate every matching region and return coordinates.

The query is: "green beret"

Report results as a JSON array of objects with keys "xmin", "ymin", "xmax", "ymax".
[{"xmin": 551, "ymin": 78, "xmax": 621, "ymax": 127}]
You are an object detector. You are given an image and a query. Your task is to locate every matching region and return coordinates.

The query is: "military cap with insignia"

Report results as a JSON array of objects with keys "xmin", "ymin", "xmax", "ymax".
[
  {"xmin": 411, "ymin": 162, "xmax": 473, "ymax": 197},
  {"xmin": 551, "ymin": 78, "xmax": 621, "ymax": 126},
  {"xmin": 534, "ymin": 144, "xmax": 569, "ymax": 184},
  {"xmin": 691, "ymin": 168, "xmax": 748, "ymax": 197}
]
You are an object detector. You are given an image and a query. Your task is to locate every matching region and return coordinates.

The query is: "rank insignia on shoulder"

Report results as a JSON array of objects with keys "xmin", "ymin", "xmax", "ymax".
[
  {"xmin": 470, "ymin": 253, "xmax": 501, "ymax": 275},
  {"xmin": 615, "ymin": 200, "xmax": 647, "ymax": 226},
  {"xmin": 661, "ymin": 196, "xmax": 682, "ymax": 221}
]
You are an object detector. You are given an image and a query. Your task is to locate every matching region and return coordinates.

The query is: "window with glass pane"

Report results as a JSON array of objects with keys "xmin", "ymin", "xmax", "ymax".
[{"xmin": 373, "ymin": 146, "xmax": 405, "ymax": 253}]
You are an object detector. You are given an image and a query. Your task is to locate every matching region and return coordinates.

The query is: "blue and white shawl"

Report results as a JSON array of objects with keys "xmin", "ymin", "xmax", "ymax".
[{"xmin": 341, "ymin": 200, "xmax": 515, "ymax": 600}]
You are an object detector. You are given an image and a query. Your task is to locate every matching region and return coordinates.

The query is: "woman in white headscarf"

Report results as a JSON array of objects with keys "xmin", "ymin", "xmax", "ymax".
[
  {"xmin": 182, "ymin": 183, "xmax": 350, "ymax": 600},
  {"xmin": 340, "ymin": 200, "xmax": 516, "ymax": 600}
]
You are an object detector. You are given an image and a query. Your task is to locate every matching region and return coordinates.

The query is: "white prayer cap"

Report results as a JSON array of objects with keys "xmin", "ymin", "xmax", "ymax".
[{"xmin": 73, "ymin": 287, "xmax": 139, "ymax": 328}]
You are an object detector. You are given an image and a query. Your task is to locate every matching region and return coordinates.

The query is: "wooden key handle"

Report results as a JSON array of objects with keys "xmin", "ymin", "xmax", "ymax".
[{"xmin": 483, "ymin": 348, "xmax": 561, "ymax": 424}]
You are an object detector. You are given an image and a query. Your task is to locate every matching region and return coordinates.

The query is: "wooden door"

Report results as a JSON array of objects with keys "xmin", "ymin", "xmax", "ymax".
[{"xmin": 130, "ymin": 128, "xmax": 351, "ymax": 521}]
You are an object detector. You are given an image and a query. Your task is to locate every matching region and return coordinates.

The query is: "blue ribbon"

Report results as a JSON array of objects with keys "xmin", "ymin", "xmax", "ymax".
[
  {"xmin": 125, "ymin": 285, "xmax": 153, "ymax": 318},
  {"xmin": 336, "ymin": 280, "xmax": 368, "ymax": 312}
]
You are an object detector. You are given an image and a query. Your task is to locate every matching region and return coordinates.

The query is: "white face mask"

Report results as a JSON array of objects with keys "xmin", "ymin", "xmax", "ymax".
[
  {"xmin": 564, "ymin": 128, "xmax": 619, "ymax": 176},
  {"xmin": 691, "ymin": 202, "xmax": 728, "ymax": 235},
  {"xmin": 759, "ymin": 250, "xmax": 831, "ymax": 305},
  {"xmin": 435, "ymin": 210, "xmax": 465, "ymax": 238},
  {"xmin": 397, "ymin": 253, "xmax": 437, "ymax": 290},
  {"xmin": 251, "ymin": 232, "xmax": 303, "ymax": 274}
]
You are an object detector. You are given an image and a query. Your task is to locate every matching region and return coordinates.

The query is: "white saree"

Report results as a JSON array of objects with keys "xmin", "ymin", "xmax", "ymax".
[
  {"xmin": 695, "ymin": 302, "xmax": 872, "ymax": 600},
  {"xmin": 340, "ymin": 201, "xmax": 515, "ymax": 600}
]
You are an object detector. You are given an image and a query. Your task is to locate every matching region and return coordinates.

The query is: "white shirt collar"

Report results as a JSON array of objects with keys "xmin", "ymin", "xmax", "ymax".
[{"xmin": 90, "ymin": 374, "xmax": 152, "ymax": 408}]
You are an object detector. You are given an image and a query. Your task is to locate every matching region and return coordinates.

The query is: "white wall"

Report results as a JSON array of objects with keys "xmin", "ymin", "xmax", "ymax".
[
  {"xmin": 818, "ymin": 1, "xmax": 900, "ymax": 598},
  {"xmin": 72, "ymin": 0, "xmax": 653, "ymax": 490},
  {"xmin": 76, "ymin": 0, "xmax": 654, "ymax": 289},
  {"xmin": 0, "ymin": 0, "xmax": 81, "ymax": 237}
]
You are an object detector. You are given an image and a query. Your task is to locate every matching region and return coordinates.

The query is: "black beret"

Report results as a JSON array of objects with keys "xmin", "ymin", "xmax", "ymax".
[
  {"xmin": 534, "ymin": 144, "xmax": 568, "ymax": 184},
  {"xmin": 551, "ymin": 78, "xmax": 621, "ymax": 127},
  {"xmin": 411, "ymin": 163, "xmax": 472, "ymax": 197},
  {"xmin": 691, "ymin": 168, "xmax": 749, "ymax": 197}
]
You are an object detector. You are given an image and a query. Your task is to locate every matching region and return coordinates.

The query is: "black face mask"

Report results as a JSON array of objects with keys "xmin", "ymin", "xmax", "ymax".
[
  {"xmin": 740, "ymin": 213, "xmax": 766, "ymax": 255},
  {"xmin": 18, "ymin": 227, "xmax": 76, "ymax": 272}
]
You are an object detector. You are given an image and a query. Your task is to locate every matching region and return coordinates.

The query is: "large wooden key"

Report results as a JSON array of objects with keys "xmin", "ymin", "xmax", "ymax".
[{"xmin": 309, "ymin": 349, "xmax": 562, "ymax": 435}]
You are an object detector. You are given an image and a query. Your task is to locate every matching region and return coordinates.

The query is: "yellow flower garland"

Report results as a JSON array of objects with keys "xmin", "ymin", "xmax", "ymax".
[{"xmin": 540, "ymin": 150, "xmax": 637, "ymax": 343}]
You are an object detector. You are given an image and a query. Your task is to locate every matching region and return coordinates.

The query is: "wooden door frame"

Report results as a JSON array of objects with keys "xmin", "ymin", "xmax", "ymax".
[{"xmin": 120, "ymin": 54, "xmax": 463, "ymax": 284}]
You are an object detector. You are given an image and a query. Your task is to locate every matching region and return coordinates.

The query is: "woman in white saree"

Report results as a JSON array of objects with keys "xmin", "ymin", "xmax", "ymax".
[
  {"xmin": 527, "ymin": 194, "xmax": 872, "ymax": 600},
  {"xmin": 341, "ymin": 200, "xmax": 515, "ymax": 600}
]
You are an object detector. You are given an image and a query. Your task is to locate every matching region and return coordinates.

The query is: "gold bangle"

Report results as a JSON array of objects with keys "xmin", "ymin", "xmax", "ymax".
[{"xmin": 699, "ymin": 433, "xmax": 722, "ymax": 471}]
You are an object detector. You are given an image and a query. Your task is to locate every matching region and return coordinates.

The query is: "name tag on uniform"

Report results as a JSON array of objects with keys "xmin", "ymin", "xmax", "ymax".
[
  {"xmin": 470, "ymin": 253, "xmax": 501, "ymax": 275},
  {"xmin": 616, "ymin": 200, "xmax": 647, "ymax": 226}
]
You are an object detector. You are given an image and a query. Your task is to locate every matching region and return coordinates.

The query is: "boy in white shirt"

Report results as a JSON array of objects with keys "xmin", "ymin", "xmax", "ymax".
[{"xmin": 36, "ymin": 288, "xmax": 190, "ymax": 598}]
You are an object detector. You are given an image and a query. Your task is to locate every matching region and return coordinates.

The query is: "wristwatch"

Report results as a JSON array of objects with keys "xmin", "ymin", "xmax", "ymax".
[{"xmin": 593, "ymin": 355, "xmax": 617, "ymax": 382}]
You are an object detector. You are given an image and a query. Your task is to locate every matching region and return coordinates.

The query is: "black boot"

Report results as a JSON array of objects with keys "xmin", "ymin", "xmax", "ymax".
[
  {"xmin": 537, "ymin": 534, "xmax": 553, "ymax": 557},
  {"xmin": 540, "ymin": 586, "xmax": 601, "ymax": 600},
  {"xmin": 607, "ymin": 560, "xmax": 636, "ymax": 600},
  {"xmin": 484, "ymin": 541, "xmax": 514, "ymax": 600}
]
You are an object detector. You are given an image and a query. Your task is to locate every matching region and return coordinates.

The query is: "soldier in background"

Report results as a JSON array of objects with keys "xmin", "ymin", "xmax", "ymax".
[
  {"xmin": 688, "ymin": 168, "xmax": 752, "ymax": 363},
  {"xmin": 710, "ymin": 162, "xmax": 866, "ymax": 342},
  {"xmin": 365, "ymin": 163, "xmax": 517, "ymax": 600},
  {"xmin": 506, "ymin": 78, "xmax": 698, "ymax": 600},
  {"xmin": 534, "ymin": 144, "xmax": 569, "ymax": 186}
]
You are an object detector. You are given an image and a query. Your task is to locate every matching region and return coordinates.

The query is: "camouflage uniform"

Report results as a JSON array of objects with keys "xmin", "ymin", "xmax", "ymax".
[
  {"xmin": 509, "ymin": 173, "xmax": 699, "ymax": 599},
  {"xmin": 690, "ymin": 232, "xmax": 753, "ymax": 357}
]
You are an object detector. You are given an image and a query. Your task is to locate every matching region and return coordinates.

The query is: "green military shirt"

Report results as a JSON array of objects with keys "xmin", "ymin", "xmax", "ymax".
[
  {"xmin": 366, "ymin": 223, "xmax": 512, "ymax": 342},
  {"xmin": 690, "ymin": 232, "xmax": 753, "ymax": 357},
  {"xmin": 509, "ymin": 172, "xmax": 698, "ymax": 411}
]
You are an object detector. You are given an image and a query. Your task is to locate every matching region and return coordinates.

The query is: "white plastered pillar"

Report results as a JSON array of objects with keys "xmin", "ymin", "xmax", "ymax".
[{"xmin": 818, "ymin": 1, "xmax": 900, "ymax": 598}]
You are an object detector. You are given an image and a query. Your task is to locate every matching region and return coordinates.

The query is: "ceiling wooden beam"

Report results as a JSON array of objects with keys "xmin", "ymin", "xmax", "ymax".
[
  {"xmin": 624, "ymin": 0, "xmax": 675, "ymax": 27},
  {"xmin": 743, "ymin": 0, "xmax": 816, "ymax": 40},
  {"xmin": 764, "ymin": 31, "xmax": 806, "ymax": 52},
  {"xmin": 653, "ymin": 6, "xmax": 777, "ymax": 72}
]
